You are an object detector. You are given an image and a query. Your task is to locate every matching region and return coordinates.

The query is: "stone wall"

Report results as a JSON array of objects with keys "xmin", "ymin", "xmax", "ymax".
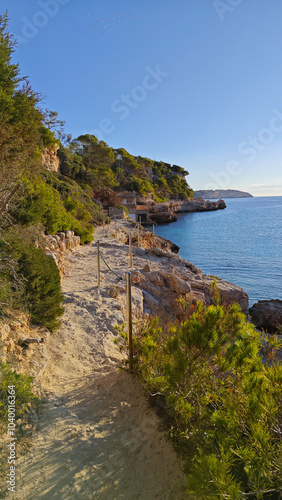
[{"xmin": 45, "ymin": 231, "xmax": 81, "ymax": 275}]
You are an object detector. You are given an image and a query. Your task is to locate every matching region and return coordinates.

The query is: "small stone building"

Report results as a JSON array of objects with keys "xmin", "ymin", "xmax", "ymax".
[
  {"xmin": 110, "ymin": 191, "xmax": 150, "ymax": 222},
  {"xmin": 114, "ymin": 191, "xmax": 137, "ymax": 210},
  {"xmin": 136, "ymin": 205, "xmax": 149, "ymax": 223}
]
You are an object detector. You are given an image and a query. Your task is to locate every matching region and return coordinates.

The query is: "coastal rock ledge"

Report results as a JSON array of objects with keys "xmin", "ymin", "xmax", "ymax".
[
  {"xmin": 149, "ymin": 198, "xmax": 226, "ymax": 224},
  {"xmin": 115, "ymin": 222, "xmax": 249, "ymax": 317},
  {"xmin": 249, "ymin": 299, "xmax": 282, "ymax": 333}
]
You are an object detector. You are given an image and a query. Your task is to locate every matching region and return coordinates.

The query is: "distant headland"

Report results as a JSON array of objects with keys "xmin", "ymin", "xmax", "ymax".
[{"xmin": 193, "ymin": 189, "xmax": 253, "ymax": 199}]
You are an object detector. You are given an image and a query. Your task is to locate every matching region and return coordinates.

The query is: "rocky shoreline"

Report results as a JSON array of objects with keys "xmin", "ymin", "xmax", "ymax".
[
  {"xmin": 102, "ymin": 220, "xmax": 248, "ymax": 318},
  {"xmin": 148, "ymin": 197, "xmax": 226, "ymax": 224},
  {"xmin": 115, "ymin": 221, "xmax": 280, "ymax": 333},
  {"xmin": 44, "ymin": 221, "xmax": 281, "ymax": 332}
]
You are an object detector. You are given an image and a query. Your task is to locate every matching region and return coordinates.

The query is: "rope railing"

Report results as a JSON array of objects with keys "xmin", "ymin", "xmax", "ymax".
[
  {"xmin": 95, "ymin": 219, "xmax": 157, "ymax": 372},
  {"xmin": 98, "ymin": 247, "xmax": 123, "ymax": 281},
  {"xmin": 95, "ymin": 238, "xmax": 132, "ymax": 370}
]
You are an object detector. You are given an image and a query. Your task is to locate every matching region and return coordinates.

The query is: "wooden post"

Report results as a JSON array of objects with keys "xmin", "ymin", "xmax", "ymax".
[
  {"xmin": 97, "ymin": 240, "xmax": 100, "ymax": 287},
  {"xmin": 137, "ymin": 223, "xmax": 140, "ymax": 247},
  {"xmin": 126, "ymin": 272, "xmax": 133, "ymax": 373},
  {"xmin": 129, "ymin": 231, "xmax": 133, "ymax": 268},
  {"xmin": 153, "ymin": 224, "xmax": 155, "ymax": 234}
]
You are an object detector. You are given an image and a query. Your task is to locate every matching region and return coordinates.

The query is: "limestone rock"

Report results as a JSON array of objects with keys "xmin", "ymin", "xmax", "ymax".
[
  {"xmin": 131, "ymin": 286, "xmax": 144, "ymax": 317},
  {"xmin": 6, "ymin": 339, "xmax": 15, "ymax": 352},
  {"xmin": 44, "ymin": 231, "xmax": 81, "ymax": 276},
  {"xmin": 216, "ymin": 280, "xmax": 249, "ymax": 312},
  {"xmin": 0, "ymin": 324, "xmax": 10, "ymax": 341},
  {"xmin": 41, "ymin": 145, "xmax": 60, "ymax": 172},
  {"xmin": 142, "ymin": 264, "xmax": 151, "ymax": 272},
  {"xmin": 173, "ymin": 198, "xmax": 226, "ymax": 213},
  {"xmin": 108, "ymin": 285, "xmax": 125, "ymax": 298},
  {"xmin": 249, "ymin": 300, "xmax": 282, "ymax": 333},
  {"xmin": 10, "ymin": 321, "xmax": 22, "ymax": 331},
  {"xmin": 147, "ymin": 198, "xmax": 226, "ymax": 224},
  {"xmin": 131, "ymin": 260, "xmax": 248, "ymax": 320},
  {"xmin": 162, "ymin": 271, "xmax": 192, "ymax": 295}
]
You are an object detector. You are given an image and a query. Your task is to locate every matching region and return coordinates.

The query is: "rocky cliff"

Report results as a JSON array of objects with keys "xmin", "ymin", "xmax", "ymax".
[{"xmin": 41, "ymin": 145, "xmax": 60, "ymax": 172}]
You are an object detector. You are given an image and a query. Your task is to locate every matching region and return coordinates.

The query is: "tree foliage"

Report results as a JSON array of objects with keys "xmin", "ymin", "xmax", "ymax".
[
  {"xmin": 72, "ymin": 134, "xmax": 117, "ymax": 188},
  {"xmin": 0, "ymin": 227, "xmax": 64, "ymax": 331},
  {"xmin": 58, "ymin": 135, "xmax": 193, "ymax": 201},
  {"xmin": 0, "ymin": 12, "xmax": 43, "ymax": 225}
]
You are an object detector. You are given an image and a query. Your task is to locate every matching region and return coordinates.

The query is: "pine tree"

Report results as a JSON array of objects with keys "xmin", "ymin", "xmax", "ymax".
[{"xmin": 0, "ymin": 12, "xmax": 43, "ymax": 226}]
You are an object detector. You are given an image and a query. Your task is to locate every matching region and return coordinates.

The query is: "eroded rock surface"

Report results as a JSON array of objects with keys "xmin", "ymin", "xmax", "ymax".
[
  {"xmin": 249, "ymin": 300, "xmax": 282, "ymax": 333},
  {"xmin": 148, "ymin": 198, "xmax": 226, "ymax": 223}
]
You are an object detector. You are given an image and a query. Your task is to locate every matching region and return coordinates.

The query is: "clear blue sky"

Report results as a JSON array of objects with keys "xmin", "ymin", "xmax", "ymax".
[{"xmin": 4, "ymin": 0, "xmax": 282, "ymax": 196}]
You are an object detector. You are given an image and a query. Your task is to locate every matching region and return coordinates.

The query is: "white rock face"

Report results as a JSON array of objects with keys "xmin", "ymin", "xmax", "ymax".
[{"xmin": 41, "ymin": 145, "xmax": 60, "ymax": 172}]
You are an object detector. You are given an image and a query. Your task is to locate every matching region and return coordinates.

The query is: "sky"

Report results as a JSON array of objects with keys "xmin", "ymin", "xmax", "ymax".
[{"xmin": 3, "ymin": 0, "xmax": 282, "ymax": 196}]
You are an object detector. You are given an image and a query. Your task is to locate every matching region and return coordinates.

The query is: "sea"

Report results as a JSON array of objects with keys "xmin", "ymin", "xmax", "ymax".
[{"xmin": 153, "ymin": 196, "xmax": 282, "ymax": 307}]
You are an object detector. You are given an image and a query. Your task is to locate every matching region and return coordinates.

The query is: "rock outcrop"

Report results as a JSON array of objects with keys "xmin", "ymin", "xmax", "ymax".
[
  {"xmin": 148, "ymin": 203, "xmax": 178, "ymax": 224},
  {"xmin": 98, "ymin": 220, "xmax": 249, "ymax": 321},
  {"xmin": 112, "ymin": 224, "xmax": 180, "ymax": 253},
  {"xmin": 173, "ymin": 198, "xmax": 226, "ymax": 212},
  {"xmin": 134, "ymin": 230, "xmax": 180, "ymax": 253},
  {"xmin": 148, "ymin": 198, "xmax": 226, "ymax": 224},
  {"xmin": 41, "ymin": 145, "xmax": 60, "ymax": 172},
  {"xmin": 0, "ymin": 311, "xmax": 49, "ymax": 380},
  {"xmin": 105, "ymin": 220, "xmax": 249, "ymax": 319},
  {"xmin": 130, "ymin": 249, "xmax": 248, "ymax": 319},
  {"xmin": 249, "ymin": 300, "xmax": 282, "ymax": 333}
]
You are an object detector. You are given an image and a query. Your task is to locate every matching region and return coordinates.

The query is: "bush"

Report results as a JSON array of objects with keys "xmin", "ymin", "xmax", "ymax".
[
  {"xmin": 131, "ymin": 303, "xmax": 282, "ymax": 499},
  {"xmin": 0, "ymin": 228, "xmax": 64, "ymax": 331},
  {"xmin": 0, "ymin": 362, "xmax": 38, "ymax": 421},
  {"xmin": 0, "ymin": 362, "xmax": 39, "ymax": 484},
  {"xmin": 18, "ymin": 246, "xmax": 64, "ymax": 331},
  {"xmin": 14, "ymin": 177, "xmax": 95, "ymax": 244}
]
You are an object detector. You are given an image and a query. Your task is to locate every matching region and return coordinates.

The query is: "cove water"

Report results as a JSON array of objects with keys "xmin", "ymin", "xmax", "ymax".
[{"xmin": 154, "ymin": 196, "xmax": 282, "ymax": 306}]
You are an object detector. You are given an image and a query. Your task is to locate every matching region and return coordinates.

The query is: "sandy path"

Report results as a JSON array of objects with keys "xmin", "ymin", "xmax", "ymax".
[{"xmin": 14, "ymin": 224, "xmax": 187, "ymax": 500}]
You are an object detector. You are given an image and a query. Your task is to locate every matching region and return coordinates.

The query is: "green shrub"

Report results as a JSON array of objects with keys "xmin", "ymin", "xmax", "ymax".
[
  {"xmin": 0, "ymin": 362, "xmax": 39, "ymax": 483},
  {"xmin": 0, "ymin": 228, "xmax": 64, "ymax": 331},
  {"xmin": 14, "ymin": 177, "xmax": 95, "ymax": 244},
  {"xmin": 0, "ymin": 362, "xmax": 38, "ymax": 421},
  {"xmin": 131, "ymin": 303, "xmax": 282, "ymax": 499},
  {"xmin": 18, "ymin": 246, "xmax": 64, "ymax": 331}
]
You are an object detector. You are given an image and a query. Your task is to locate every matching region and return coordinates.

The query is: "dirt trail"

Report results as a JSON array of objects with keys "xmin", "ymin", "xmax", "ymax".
[{"xmin": 14, "ymin": 223, "xmax": 187, "ymax": 500}]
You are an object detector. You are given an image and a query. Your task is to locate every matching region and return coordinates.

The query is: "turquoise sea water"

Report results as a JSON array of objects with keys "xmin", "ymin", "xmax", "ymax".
[{"xmin": 154, "ymin": 196, "xmax": 282, "ymax": 306}]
